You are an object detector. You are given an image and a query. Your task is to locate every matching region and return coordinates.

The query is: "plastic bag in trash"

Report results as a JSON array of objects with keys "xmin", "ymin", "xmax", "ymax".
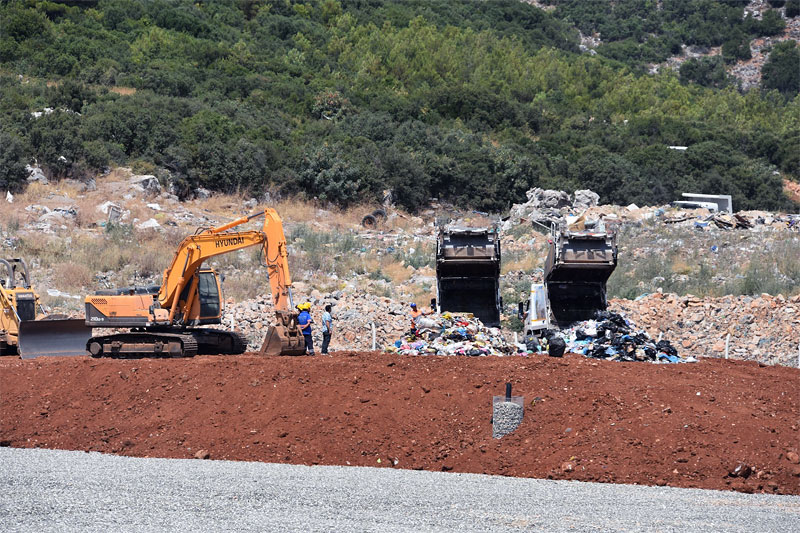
[{"xmin": 547, "ymin": 335, "xmax": 566, "ymax": 358}]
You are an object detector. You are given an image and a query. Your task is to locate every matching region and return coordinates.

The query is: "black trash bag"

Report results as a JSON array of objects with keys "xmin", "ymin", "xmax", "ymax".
[
  {"xmin": 656, "ymin": 340, "xmax": 678, "ymax": 357},
  {"xmin": 589, "ymin": 346, "xmax": 607, "ymax": 359},
  {"xmin": 575, "ymin": 329, "xmax": 592, "ymax": 341},
  {"xmin": 524, "ymin": 334, "xmax": 540, "ymax": 352},
  {"xmin": 547, "ymin": 335, "xmax": 566, "ymax": 358}
]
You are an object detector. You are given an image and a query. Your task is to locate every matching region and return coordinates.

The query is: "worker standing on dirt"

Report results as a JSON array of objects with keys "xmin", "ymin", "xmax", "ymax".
[
  {"xmin": 321, "ymin": 304, "xmax": 333, "ymax": 355},
  {"xmin": 297, "ymin": 303, "xmax": 315, "ymax": 355}
]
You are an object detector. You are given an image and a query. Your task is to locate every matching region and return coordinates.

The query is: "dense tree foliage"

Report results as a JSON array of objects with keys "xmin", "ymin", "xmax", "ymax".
[
  {"xmin": 543, "ymin": 0, "xmax": 786, "ymax": 69},
  {"xmin": 679, "ymin": 57, "xmax": 732, "ymax": 89},
  {"xmin": 0, "ymin": 0, "xmax": 797, "ymax": 212},
  {"xmin": 761, "ymin": 40, "xmax": 800, "ymax": 97}
]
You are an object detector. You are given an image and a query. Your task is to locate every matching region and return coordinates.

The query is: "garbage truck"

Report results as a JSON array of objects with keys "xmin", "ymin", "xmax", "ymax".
[
  {"xmin": 436, "ymin": 226, "xmax": 502, "ymax": 327},
  {"xmin": 543, "ymin": 226, "xmax": 617, "ymax": 327}
]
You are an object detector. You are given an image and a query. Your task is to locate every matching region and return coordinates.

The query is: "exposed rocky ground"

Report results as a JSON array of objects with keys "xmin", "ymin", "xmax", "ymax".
[{"xmin": 3, "ymin": 167, "xmax": 799, "ymax": 367}]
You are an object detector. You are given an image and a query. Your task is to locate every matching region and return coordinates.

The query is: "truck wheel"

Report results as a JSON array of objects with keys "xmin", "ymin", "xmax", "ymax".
[{"xmin": 361, "ymin": 214, "xmax": 377, "ymax": 228}]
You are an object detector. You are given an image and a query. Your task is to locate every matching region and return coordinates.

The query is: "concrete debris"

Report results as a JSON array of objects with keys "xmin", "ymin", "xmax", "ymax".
[
  {"xmin": 136, "ymin": 218, "xmax": 161, "ymax": 230},
  {"xmin": 223, "ymin": 289, "xmax": 410, "ymax": 352},
  {"xmin": 610, "ymin": 292, "xmax": 800, "ymax": 367},
  {"xmin": 62, "ymin": 178, "xmax": 96, "ymax": 192},
  {"xmin": 503, "ymin": 187, "xmax": 611, "ymax": 231},
  {"xmin": 194, "ymin": 187, "xmax": 211, "ymax": 200},
  {"xmin": 25, "ymin": 204, "xmax": 50, "ymax": 215},
  {"xmin": 96, "ymin": 201, "xmax": 120, "ymax": 215}
]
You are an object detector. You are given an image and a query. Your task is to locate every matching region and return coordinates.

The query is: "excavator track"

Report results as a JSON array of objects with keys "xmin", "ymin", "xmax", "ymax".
[
  {"xmin": 87, "ymin": 332, "xmax": 198, "ymax": 358},
  {"xmin": 190, "ymin": 329, "xmax": 249, "ymax": 355}
]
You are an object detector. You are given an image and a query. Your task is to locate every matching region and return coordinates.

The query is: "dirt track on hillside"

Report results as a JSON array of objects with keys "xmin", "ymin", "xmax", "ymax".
[{"xmin": 1, "ymin": 352, "xmax": 798, "ymax": 495}]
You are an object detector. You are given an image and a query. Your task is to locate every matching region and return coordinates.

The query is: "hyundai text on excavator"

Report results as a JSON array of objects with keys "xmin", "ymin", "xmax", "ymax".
[
  {"xmin": 83, "ymin": 208, "xmax": 306, "ymax": 357},
  {"xmin": 1, "ymin": 258, "xmax": 91, "ymax": 358}
]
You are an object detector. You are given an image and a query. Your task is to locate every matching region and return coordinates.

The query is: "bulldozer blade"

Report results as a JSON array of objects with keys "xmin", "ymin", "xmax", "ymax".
[
  {"xmin": 259, "ymin": 325, "xmax": 306, "ymax": 356},
  {"xmin": 17, "ymin": 319, "xmax": 91, "ymax": 359}
]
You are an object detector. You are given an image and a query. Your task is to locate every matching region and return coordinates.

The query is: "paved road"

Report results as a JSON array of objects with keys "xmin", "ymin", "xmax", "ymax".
[{"xmin": 0, "ymin": 447, "xmax": 797, "ymax": 532}]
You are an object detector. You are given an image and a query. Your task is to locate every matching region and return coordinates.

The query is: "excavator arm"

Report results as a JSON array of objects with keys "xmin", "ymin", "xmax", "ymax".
[
  {"xmin": 157, "ymin": 208, "xmax": 295, "ymax": 324},
  {"xmin": 83, "ymin": 208, "xmax": 305, "ymax": 357}
]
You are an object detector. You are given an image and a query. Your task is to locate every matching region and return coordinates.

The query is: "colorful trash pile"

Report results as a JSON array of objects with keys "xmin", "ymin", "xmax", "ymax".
[
  {"xmin": 386, "ymin": 312, "xmax": 515, "ymax": 356},
  {"xmin": 554, "ymin": 311, "xmax": 696, "ymax": 363}
]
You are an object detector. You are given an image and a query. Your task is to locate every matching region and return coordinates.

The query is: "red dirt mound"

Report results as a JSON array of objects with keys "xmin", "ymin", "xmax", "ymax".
[{"xmin": 1, "ymin": 352, "xmax": 798, "ymax": 494}]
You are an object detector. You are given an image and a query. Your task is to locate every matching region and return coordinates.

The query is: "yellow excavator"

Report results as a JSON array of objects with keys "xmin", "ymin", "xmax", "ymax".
[
  {"xmin": 83, "ymin": 208, "xmax": 306, "ymax": 357},
  {"xmin": 1, "ymin": 258, "xmax": 90, "ymax": 358}
]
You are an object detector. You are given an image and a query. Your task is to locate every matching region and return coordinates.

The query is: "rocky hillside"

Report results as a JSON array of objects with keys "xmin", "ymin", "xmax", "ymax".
[{"xmin": 2, "ymin": 167, "xmax": 798, "ymax": 366}]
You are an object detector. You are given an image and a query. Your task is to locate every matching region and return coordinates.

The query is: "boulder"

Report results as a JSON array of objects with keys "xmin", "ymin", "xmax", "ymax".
[
  {"xmin": 573, "ymin": 189, "xmax": 600, "ymax": 210},
  {"xmin": 26, "ymin": 165, "xmax": 48, "ymax": 185},
  {"xmin": 129, "ymin": 175, "xmax": 161, "ymax": 195},
  {"xmin": 528, "ymin": 188, "xmax": 572, "ymax": 209}
]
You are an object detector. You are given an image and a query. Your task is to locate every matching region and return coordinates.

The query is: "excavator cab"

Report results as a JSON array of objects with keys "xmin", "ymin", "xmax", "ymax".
[{"xmin": 176, "ymin": 267, "xmax": 222, "ymax": 326}]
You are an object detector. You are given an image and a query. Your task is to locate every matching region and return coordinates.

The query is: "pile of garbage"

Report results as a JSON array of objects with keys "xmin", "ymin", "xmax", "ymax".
[
  {"xmin": 386, "ymin": 313, "xmax": 516, "ymax": 356},
  {"xmin": 548, "ymin": 311, "xmax": 696, "ymax": 364}
]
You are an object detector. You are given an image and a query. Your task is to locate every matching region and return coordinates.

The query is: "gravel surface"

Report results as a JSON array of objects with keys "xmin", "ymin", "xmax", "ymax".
[
  {"xmin": 492, "ymin": 400, "xmax": 524, "ymax": 438},
  {"xmin": 1, "ymin": 448, "xmax": 798, "ymax": 532}
]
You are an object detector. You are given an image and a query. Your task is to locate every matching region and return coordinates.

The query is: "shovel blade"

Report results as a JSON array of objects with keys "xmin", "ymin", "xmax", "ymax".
[
  {"xmin": 17, "ymin": 319, "xmax": 91, "ymax": 359},
  {"xmin": 260, "ymin": 325, "xmax": 306, "ymax": 356}
]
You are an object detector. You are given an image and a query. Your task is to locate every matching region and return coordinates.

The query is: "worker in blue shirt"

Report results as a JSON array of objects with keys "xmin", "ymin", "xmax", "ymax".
[
  {"xmin": 321, "ymin": 304, "xmax": 333, "ymax": 355},
  {"xmin": 297, "ymin": 302, "xmax": 314, "ymax": 355}
]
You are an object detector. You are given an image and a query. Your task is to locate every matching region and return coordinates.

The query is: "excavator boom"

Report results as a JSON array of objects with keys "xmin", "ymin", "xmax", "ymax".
[{"xmin": 84, "ymin": 208, "xmax": 305, "ymax": 357}]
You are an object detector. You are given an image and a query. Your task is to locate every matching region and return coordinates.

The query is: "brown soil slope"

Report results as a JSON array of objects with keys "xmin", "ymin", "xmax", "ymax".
[{"xmin": 1, "ymin": 352, "xmax": 798, "ymax": 495}]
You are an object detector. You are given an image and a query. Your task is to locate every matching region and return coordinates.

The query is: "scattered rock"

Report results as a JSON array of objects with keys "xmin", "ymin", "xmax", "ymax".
[
  {"xmin": 729, "ymin": 463, "xmax": 752, "ymax": 478},
  {"xmin": 194, "ymin": 449, "xmax": 210, "ymax": 460},
  {"xmin": 194, "ymin": 187, "xmax": 211, "ymax": 200},
  {"xmin": 786, "ymin": 451, "xmax": 799, "ymax": 464}
]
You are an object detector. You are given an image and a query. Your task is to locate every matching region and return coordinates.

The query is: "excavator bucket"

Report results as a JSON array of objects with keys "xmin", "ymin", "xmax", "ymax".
[
  {"xmin": 17, "ymin": 319, "xmax": 91, "ymax": 359},
  {"xmin": 259, "ymin": 310, "xmax": 306, "ymax": 356}
]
